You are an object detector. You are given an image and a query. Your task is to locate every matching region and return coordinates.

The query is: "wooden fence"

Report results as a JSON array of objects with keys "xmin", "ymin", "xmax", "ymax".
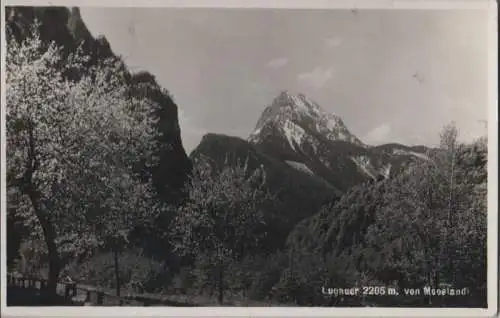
[{"xmin": 6, "ymin": 273, "xmax": 196, "ymax": 306}]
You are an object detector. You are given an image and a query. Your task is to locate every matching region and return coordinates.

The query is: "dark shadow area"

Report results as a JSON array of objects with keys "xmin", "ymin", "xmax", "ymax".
[{"xmin": 7, "ymin": 287, "xmax": 79, "ymax": 306}]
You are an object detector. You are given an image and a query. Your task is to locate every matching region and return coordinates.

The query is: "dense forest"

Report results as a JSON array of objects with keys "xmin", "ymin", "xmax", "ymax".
[{"xmin": 5, "ymin": 7, "xmax": 488, "ymax": 307}]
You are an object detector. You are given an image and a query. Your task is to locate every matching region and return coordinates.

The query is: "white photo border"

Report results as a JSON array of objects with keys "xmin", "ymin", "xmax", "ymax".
[{"xmin": 0, "ymin": 0, "xmax": 497, "ymax": 317}]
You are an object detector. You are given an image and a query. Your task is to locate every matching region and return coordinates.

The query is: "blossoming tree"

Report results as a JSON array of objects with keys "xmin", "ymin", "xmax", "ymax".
[{"xmin": 6, "ymin": 23, "xmax": 159, "ymax": 299}]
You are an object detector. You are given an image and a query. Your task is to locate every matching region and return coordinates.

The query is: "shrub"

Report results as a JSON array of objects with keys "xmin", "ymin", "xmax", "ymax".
[{"xmin": 64, "ymin": 249, "xmax": 168, "ymax": 294}]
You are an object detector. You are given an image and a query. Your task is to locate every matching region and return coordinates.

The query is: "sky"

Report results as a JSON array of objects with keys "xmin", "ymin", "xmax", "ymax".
[{"xmin": 80, "ymin": 7, "xmax": 489, "ymax": 154}]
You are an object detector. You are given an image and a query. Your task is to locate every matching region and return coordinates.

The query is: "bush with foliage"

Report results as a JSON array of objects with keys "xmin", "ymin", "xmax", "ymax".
[{"xmin": 63, "ymin": 249, "xmax": 167, "ymax": 294}]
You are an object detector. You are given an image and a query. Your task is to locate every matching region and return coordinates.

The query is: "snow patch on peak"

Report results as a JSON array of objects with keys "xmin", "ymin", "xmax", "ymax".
[
  {"xmin": 285, "ymin": 160, "xmax": 314, "ymax": 176},
  {"xmin": 248, "ymin": 127, "xmax": 262, "ymax": 143},
  {"xmin": 296, "ymin": 92, "xmax": 320, "ymax": 108},
  {"xmin": 279, "ymin": 92, "xmax": 321, "ymax": 119},
  {"xmin": 250, "ymin": 127, "xmax": 262, "ymax": 137},
  {"xmin": 290, "ymin": 94, "xmax": 309, "ymax": 113},
  {"xmin": 298, "ymin": 94, "xmax": 323, "ymax": 116},
  {"xmin": 325, "ymin": 115, "xmax": 340, "ymax": 131},
  {"xmin": 282, "ymin": 119, "xmax": 307, "ymax": 151},
  {"xmin": 315, "ymin": 114, "xmax": 364, "ymax": 146},
  {"xmin": 273, "ymin": 91, "xmax": 325, "ymax": 118}
]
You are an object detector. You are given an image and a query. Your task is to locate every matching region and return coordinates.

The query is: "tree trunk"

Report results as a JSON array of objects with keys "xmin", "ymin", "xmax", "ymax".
[
  {"xmin": 113, "ymin": 243, "xmax": 121, "ymax": 299},
  {"xmin": 218, "ymin": 263, "xmax": 224, "ymax": 305},
  {"xmin": 43, "ymin": 234, "xmax": 61, "ymax": 304},
  {"xmin": 26, "ymin": 188, "xmax": 61, "ymax": 303},
  {"xmin": 16, "ymin": 118, "xmax": 64, "ymax": 303}
]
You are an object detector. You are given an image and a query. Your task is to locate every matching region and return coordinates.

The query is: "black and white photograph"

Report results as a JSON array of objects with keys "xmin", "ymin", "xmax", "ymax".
[{"xmin": 1, "ymin": 0, "xmax": 497, "ymax": 316}]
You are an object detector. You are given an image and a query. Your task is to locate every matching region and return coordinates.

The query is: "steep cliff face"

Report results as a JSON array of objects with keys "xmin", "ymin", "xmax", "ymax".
[{"xmin": 5, "ymin": 6, "xmax": 192, "ymax": 203}]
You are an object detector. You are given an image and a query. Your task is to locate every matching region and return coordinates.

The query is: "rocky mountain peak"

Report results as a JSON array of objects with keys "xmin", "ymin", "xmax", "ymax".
[
  {"xmin": 270, "ymin": 90, "xmax": 324, "ymax": 118},
  {"xmin": 249, "ymin": 91, "xmax": 364, "ymax": 148}
]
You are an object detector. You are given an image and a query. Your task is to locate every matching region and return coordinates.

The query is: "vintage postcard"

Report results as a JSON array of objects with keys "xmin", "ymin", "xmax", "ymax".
[{"xmin": 1, "ymin": 0, "xmax": 497, "ymax": 317}]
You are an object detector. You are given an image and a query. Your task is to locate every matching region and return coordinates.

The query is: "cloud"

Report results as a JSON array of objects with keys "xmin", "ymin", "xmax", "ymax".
[
  {"xmin": 324, "ymin": 36, "xmax": 343, "ymax": 48},
  {"xmin": 267, "ymin": 57, "xmax": 289, "ymax": 69},
  {"xmin": 363, "ymin": 123, "xmax": 392, "ymax": 145},
  {"xmin": 297, "ymin": 67, "xmax": 333, "ymax": 89}
]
